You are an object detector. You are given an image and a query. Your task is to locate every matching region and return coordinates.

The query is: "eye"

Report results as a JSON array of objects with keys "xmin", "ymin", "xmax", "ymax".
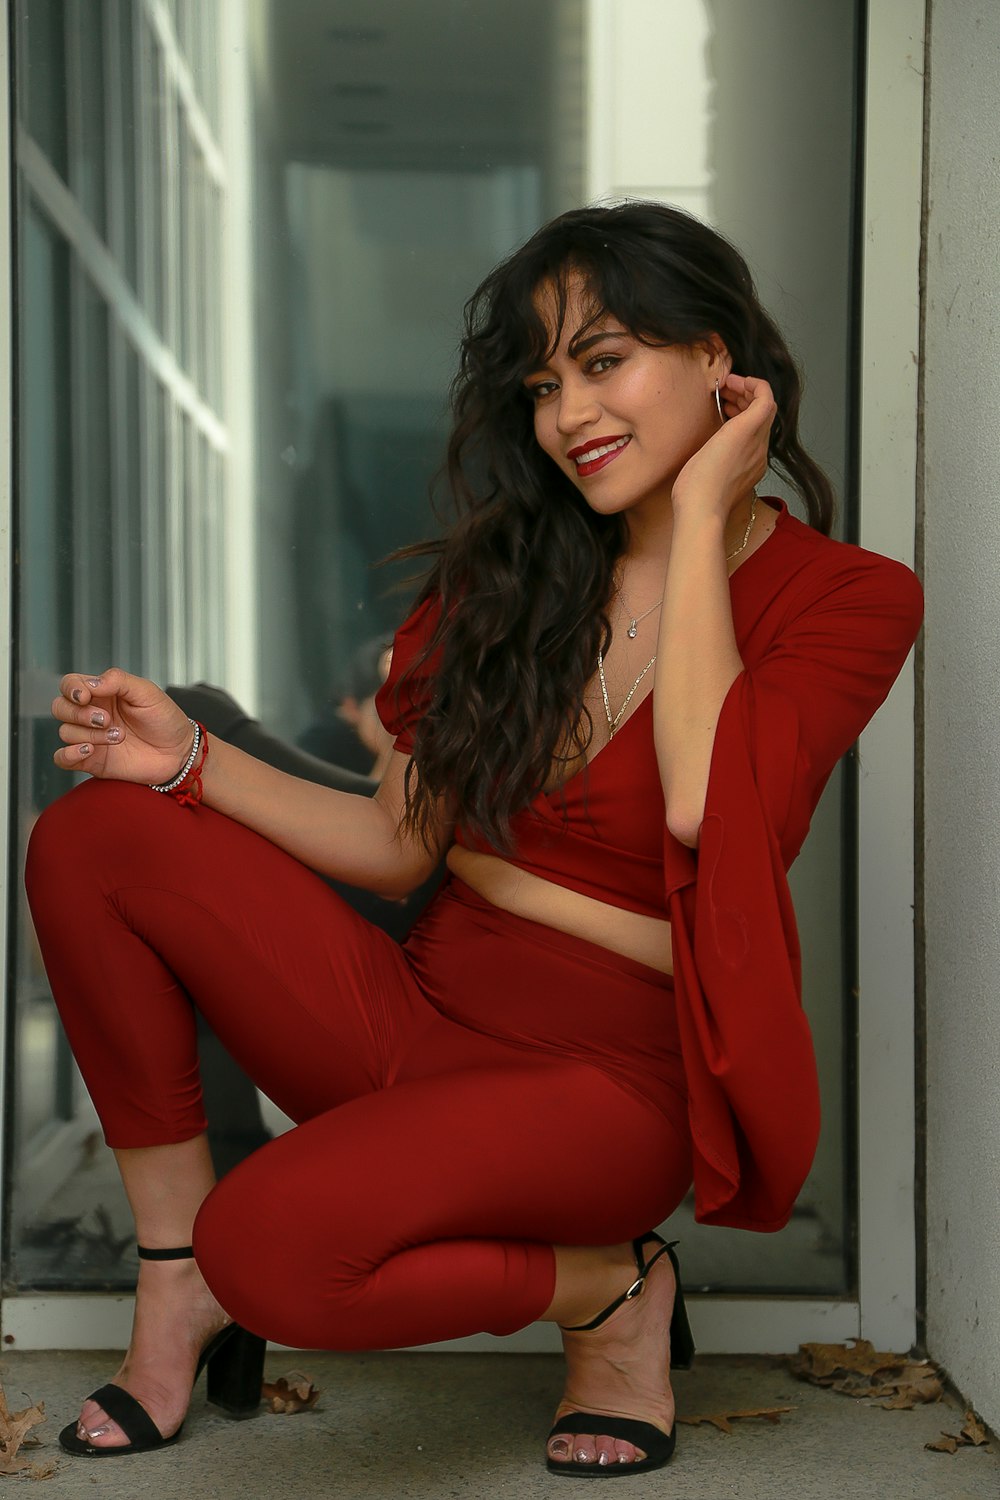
[
  {"xmin": 525, "ymin": 380, "xmax": 557, "ymax": 402},
  {"xmin": 585, "ymin": 353, "xmax": 620, "ymax": 376}
]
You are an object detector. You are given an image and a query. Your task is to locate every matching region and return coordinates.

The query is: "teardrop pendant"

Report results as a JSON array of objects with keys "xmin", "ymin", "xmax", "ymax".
[{"xmin": 627, "ymin": 620, "xmax": 638, "ymax": 638}]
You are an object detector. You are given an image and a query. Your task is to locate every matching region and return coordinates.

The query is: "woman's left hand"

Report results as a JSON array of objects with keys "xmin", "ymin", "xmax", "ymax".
[{"xmin": 672, "ymin": 372, "xmax": 777, "ymax": 520}]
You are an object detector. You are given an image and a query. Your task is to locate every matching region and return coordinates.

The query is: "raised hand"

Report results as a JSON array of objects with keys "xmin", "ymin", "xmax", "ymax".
[
  {"xmin": 51, "ymin": 669, "xmax": 196, "ymax": 787},
  {"xmin": 673, "ymin": 372, "xmax": 777, "ymax": 521}
]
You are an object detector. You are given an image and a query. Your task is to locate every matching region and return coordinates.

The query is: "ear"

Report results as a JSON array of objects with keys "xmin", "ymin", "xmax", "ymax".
[{"xmin": 703, "ymin": 333, "xmax": 733, "ymax": 384}]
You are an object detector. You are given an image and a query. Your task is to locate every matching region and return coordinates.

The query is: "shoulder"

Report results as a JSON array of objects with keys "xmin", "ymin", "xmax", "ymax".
[{"xmin": 755, "ymin": 500, "xmax": 924, "ymax": 633}]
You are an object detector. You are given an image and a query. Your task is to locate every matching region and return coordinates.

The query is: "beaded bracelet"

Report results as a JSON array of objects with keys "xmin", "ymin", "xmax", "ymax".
[{"xmin": 149, "ymin": 719, "xmax": 209, "ymax": 806}]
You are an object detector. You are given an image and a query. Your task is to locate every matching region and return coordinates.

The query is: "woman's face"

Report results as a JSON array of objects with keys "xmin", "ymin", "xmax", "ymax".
[{"xmin": 525, "ymin": 277, "xmax": 727, "ymax": 522}]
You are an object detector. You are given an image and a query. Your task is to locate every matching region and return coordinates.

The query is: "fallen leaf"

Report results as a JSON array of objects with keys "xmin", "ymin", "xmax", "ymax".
[
  {"xmin": 791, "ymin": 1342, "xmax": 944, "ymax": 1408},
  {"xmin": 960, "ymin": 1411, "xmax": 990, "ymax": 1447},
  {"xmin": 875, "ymin": 1364, "xmax": 944, "ymax": 1409},
  {"xmin": 261, "ymin": 1372, "xmax": 321, "ymax": 1414},
  {"xmin": 926, "ymin": 1432, "xmax": 960, "ymax": 1454},
  {"xmin": 676, "ymin": 1405, "xmax": 794, "ymax": 1436},
  {"xmin": 0, "ymin": 1383, "xmax": 49, "ymax": 1477},
  {"xmin": 791, "ymin": 1339, "xmax": 905, "ymax": 1385}
]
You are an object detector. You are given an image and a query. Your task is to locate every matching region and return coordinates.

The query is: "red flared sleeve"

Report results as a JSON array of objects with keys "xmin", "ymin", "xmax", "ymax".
[{"xmin": 669, "ymin": 546, "xmax": 924, "ymax": 1231}]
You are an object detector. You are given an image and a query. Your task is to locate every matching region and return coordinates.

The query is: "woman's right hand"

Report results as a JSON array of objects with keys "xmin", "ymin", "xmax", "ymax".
[{"xmin": 51, "ymin": 669, "xmax": 196, "ymax": 786}]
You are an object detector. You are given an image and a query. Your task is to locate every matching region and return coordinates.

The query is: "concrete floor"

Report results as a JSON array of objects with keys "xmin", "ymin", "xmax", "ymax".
[{"xmin": 2, "ymin": 1350, "xmax": 998, "ymax": 1499}]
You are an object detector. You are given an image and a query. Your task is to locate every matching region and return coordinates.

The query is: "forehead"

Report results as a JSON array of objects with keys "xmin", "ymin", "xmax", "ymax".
[{"xmin": 531, "ymin": 271, "xmax": 621, "ymax": 357}]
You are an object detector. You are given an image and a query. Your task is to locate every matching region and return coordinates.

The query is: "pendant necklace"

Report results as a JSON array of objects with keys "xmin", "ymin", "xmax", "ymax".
[{"xmin": 613, "ymin": 575, "xmax": 662, "ymax": 639}]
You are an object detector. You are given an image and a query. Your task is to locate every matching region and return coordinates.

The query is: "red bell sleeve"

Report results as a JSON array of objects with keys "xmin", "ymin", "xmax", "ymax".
[{"xmin": 669, "ymin": 546, "xmax": 924, "ymax": 1231}]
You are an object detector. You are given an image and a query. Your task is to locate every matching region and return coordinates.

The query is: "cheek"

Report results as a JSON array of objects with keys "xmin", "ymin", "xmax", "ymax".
[{"xmin": 533, "ymin": 408, "xmax": 559, "ymax": 459}]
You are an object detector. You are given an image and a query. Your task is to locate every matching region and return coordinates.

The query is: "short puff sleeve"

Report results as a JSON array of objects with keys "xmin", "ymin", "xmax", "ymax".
[{"xmin": 374, "ymin": 595, "xmax": 442, "ymax": 756}]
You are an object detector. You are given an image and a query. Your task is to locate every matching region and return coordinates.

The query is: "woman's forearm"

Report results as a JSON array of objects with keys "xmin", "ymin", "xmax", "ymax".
[
  {"xmin": 200, "ymin": 737, "xmax": 441, "ymax": 897},
  {"xmin": 653, "ymin": 509, "xmax": 744, "ymax": 847}
]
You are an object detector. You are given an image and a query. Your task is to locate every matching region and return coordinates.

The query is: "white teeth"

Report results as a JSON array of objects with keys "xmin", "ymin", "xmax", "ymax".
[{"xmin": 575, "ymin": 437, "xmax": 628, "ymax": 464}]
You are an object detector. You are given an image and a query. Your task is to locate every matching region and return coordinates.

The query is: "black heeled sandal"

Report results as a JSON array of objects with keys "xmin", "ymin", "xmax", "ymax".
[
  {"xmin": 546, "ymin": 1233, "xmax": 695, "ymax": 1479},
  {"xmin": 58, "ymin": 1244, "xmax": 266, "ymax": 1457}
]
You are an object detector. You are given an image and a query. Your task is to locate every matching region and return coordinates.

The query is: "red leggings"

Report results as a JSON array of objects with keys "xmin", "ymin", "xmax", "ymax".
[{"xmin": 25, "ymin": 780, "xmax": 692, "ymax": 1351}]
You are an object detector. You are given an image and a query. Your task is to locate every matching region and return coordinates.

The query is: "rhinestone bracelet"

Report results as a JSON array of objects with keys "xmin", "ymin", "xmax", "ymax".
[{"xmin": 149, "ymin": 719, "xmax": 202, "ymax": 794}]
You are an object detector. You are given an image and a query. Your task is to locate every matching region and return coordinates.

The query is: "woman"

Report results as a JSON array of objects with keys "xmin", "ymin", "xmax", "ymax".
[{"xmin": 25, "ymin": 202, "xmax": 922, "ymax": 1477}]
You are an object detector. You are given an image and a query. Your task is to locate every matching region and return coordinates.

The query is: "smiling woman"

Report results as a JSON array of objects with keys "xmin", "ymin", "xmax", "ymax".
[{"xmin": 25, "ymin": 185, "xmax": 921, "ymax": 1477}]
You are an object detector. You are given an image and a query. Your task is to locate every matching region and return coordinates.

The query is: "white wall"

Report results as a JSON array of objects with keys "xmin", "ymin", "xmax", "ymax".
[{"xmin": 921, "ymin": 0, "xmax": 1000, "ymax": 1431}]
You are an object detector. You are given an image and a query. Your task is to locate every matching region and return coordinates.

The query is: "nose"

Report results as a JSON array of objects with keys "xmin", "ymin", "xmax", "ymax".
[{"xmin": 554, "ymin": 375, "xmax": 600, "ymax": 437}]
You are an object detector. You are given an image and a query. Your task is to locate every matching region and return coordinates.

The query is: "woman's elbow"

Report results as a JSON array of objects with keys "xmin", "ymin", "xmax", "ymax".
[{"xmin": 664, "ymin": 803, "xmax": 702, "ymax": 850}]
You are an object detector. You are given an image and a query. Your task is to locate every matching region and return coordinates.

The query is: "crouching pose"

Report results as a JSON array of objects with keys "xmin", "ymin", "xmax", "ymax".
[{"xmin": 26, "ymin": 201, "xmax": 922, "ymax": 1477}]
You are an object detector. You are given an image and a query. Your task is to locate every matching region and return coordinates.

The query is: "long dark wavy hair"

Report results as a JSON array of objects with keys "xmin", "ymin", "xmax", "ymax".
[{"xmin": 393, "ymin": 201, "xmax": 835, "ymax": 853}]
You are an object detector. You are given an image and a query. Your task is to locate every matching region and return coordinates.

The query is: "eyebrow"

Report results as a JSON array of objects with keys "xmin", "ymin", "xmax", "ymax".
[
  {"xmin": 567, "ymin": 328, "xmax": 629, "ymax": 358},
  {"xmin": 525, "ymin": 327, "xmax": 629, "ymax": 381}
]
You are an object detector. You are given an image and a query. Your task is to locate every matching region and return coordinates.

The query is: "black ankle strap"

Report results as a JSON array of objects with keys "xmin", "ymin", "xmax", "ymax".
[
  {"xmin": 562, "ymin": 1234, "xmax": 677, "ymax": 1333},
  {"xmin": 136, "ymin": 1244, "xmax": 195, "ymax": 1261}
]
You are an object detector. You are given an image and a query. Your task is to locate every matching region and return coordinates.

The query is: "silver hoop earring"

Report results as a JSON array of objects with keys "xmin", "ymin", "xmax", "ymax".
[{"xmin": 714, "ymin": 380, "xmax": 725, "ymax": 425}]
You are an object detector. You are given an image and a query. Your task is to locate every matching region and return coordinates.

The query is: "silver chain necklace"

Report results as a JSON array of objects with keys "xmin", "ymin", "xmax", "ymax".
[
  {"xmin": 600, "ymin": 492, "xmax": 759, "ymax": 734},
  {"xmin": 614, "ymin": 579, "xmax": 662, "ymax": 640}
]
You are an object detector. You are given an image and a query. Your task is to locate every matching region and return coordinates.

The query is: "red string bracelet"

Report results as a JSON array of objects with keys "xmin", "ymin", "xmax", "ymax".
[
  {"xmin": 173, "ymin": 729, "xmax": 209, "ymax": 807},
  {"xmin": 148, "ymin": 720, "xmax": 209, "ymax": 807}
]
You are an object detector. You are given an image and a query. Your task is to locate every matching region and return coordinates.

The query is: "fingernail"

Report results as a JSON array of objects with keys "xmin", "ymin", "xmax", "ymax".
[
  {"xmin": 78, "ymin": 743, "xmax": 93, "ymax": 757},
  {"xmin": 106, "ymin": 727, "xmax": 123, "ymax": 744},
  {"xmin": 85, "ymin": 677, "xmax": 101, "ymax": 688},
  {"xmin": 71, "ymin": 689, "xmax": 83, "ymax": 704},
  {"xmin": 90, "ymin": 711, "xmax": 106, "ymax": 727},
  {"xmin": 550, "ymin": 1440, "xmax": 568, "ymax": 1456}
]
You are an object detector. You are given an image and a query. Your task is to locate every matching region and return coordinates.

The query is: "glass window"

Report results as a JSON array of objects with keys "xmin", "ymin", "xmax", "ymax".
[
  {"xmin": 22, "ymin": 0, "xmax": 69, "ymax": 181},
  {"xmin": 69, "ymin": 0, "xmax": 108, "ymax": 239}
]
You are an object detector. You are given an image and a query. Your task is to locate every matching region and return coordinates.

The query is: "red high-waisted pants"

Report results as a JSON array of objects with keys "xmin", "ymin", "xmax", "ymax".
[{"xmin": 25, "ymin": 780, "xmax": 692, "ymax": 1351}]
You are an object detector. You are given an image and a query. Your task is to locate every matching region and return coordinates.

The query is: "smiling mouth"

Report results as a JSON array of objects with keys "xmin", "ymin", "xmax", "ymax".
[{"xmin": 568, "ymin": 435, "xmax": 631, "ymax": 475}]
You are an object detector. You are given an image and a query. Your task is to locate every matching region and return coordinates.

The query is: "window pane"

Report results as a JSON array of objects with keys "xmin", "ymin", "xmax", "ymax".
[
  {"xmin": 22, "ymin": 0, "xmax": 68, "ymax": 180},
  {"xmin": 115, "ymin": 0, "xmax": 138, "ymax": 291},
  {"xmin": 70, "ymin": 0, "xmax": 108, "ymax": 237}
]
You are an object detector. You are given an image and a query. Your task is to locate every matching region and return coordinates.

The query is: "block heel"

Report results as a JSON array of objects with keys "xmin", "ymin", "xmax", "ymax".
[{"xmin": 203, "ymin": 1323, "xmax": 266, "ymax": 1418}]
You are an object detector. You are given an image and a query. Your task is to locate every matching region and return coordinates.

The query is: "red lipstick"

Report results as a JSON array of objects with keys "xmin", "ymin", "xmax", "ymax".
[{"xmin": 567, "ymin": 434, "xmax": 631, "ymax": 477}]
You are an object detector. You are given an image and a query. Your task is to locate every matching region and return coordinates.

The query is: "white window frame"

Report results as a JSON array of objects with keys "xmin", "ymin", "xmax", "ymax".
[{"xmin": 0, "ymin": 0, "xmax": 924, "ymax": 1352}]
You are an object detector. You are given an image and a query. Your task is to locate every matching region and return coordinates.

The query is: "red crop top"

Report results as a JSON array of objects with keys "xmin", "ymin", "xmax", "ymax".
[{"xmin": 376, "ymin": 500, "xmax": 924, "ymax": 1231}]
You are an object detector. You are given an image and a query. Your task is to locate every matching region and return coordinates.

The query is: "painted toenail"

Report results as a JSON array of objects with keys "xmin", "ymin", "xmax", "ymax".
[
  {"xmin": 86, "ymin": 1425, "xmax": 110, "ymax": 1439},
  {"xmin": 575, "ymin": 1449, "xmax": 590, "ymax": 1463},
  {"xmin": 598, "ymin": 1452, "xmax": 609, "ymax": 1465},
  {"xmin": 550, "ymin": 1440, "xmax": 568, "ymax": 1456}
]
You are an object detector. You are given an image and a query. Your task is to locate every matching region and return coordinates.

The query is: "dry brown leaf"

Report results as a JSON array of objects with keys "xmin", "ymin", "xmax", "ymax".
[
  {"xmin": 874, "ymin": 1363, "xmax": 944, "ymax": 1409},
  {"xmin": 791, "ymin": 1341, "xmax": 945, "ymax": 1411},
  {"xmin": 926, "ymin": 1432, "xmax": 961, "ymax": 1454},
  {"xmin": 960, "ymin": 1411, "xmax": 990, "ymax": 1448},
  {"xmin": 0, "ymin": 1383, "xmax": 49, "ymax": 1477},
  {"xmin": 791, "ymin": 1339, "xmax": 905, "ymax": 1386},
  {"xmin": 261, "ymin": 1371, "xmax": 321, "ymax": 1414},
  {"xmin": 677, "ymin": 1405, "xmax": 794, "ymax": 1436}
]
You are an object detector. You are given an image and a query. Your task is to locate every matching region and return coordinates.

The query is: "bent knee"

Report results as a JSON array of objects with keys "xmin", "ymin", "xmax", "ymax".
[{"xmin": 25, "ymin": 780, "xmax": 176, "ymax": 903}]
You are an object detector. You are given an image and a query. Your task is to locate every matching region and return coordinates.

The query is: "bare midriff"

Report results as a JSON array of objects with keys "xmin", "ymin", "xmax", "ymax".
[{"xmin": 445, "ymin": 845, "xmax": 673, "ymax": 977}]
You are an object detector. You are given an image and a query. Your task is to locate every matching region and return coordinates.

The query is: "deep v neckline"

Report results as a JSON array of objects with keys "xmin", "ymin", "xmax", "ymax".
[
  {"xmin": 543, "ymin": 690, "xmax": 653, "ymax": 801},
  {"xmin": 541, "ymin": 499, "xmax": 785, "ymax": 804}
]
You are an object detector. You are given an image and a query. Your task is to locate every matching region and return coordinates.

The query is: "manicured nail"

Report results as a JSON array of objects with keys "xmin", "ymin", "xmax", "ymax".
[
  {"xmin": 598, "ymin": 1452, "xmax": 609, "ymax": 1465},
  {"xmin": 85, "ymin": 1425, "xmax": 110, "ymax": 1439},
  {"xmin": 90, "ymin": 711, "xmax": 106, "ymax": 727},
  {"xmin": 78, "ymin": 743, "xmax": 93, "ymax": 757},
  {"xmin": 71, "ymin": 689, "xmax": 83, "ymax": 704},
  {"xmin": 85, "ymin": 678, "xmax": 101, "ymax": 688},
  {"xmin": 574, "ymin": 1449, "xmax": 590, "ymax": 1463},
  {"xmin": 618, "ymin": 1454, "xmax": 631, "ymax": 1464},
  {"xmin": 106, "ymin": 727, "xmax": 123, "ymax": 744},
  {"xmin": 550, "ymin": 1440, "xmax": 568, "ymax": 1457}
]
